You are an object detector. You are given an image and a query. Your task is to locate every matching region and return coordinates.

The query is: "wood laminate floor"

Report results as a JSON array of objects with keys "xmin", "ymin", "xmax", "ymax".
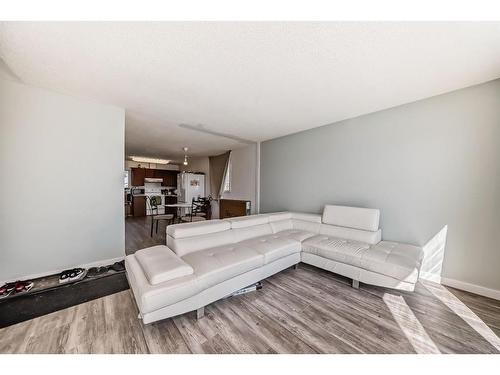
[
  {"xmin": 125, "ymin": 216, "xmax": 166, "ymax": 255},
  {"xmin": 1, "ymin": 263, "xmax": 499, "ymax": 354}
]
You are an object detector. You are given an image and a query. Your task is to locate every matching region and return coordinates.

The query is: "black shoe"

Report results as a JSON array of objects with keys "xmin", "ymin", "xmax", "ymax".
[
  {"xmin": 109, "ymin": 261, "xmax": 125, "ymax": 272},
  {"xmin": 87, "ymin": 266, "xmax": 109, "ymax": 278}
]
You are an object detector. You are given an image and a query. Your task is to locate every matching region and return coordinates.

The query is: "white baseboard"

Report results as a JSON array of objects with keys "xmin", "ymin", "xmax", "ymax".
[
  {"xmin": 419, "ymin": 271, "xmax": 441, "ymax": 284},
  {"xmin": 1, "ymin": 256, "xmax": 125, "ymax": 285},
  {"xmin": 441, "ymin": 277, "xmax": 500, "ymax": 301}
]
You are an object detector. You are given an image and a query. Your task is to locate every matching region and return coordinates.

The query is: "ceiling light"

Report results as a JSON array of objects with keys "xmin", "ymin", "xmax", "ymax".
[
  {"xmin": 130, "ymin": 156, "xmax": 170, "ymax": 164},
  {"xmin": 183, "ymin": 147, "xmax": 189, "ymax": 166}
]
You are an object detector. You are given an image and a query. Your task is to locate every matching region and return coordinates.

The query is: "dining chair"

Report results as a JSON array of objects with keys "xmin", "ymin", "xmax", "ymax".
[
  {"xmin": 180, "ymin": 197, "xmax": 207, "ymax": 223},
  {"xmin": 147, "ymin": 196, "xmax": 174, "ymax": 236}
]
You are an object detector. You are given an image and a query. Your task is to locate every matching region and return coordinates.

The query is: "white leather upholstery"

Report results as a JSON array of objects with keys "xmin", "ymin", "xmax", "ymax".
[
  {"xmin": 269, "ymin": 219, "xmax": 293, "ymax": 233},
  {"xmin": 127, "ymin": 206, "xmax": 424, "ymax": 324},
  {"xmin": 167, "ymin": 219, "xmax": 231, "ymax": 239},
  {"xmin": 273, "ymin": 229, "xmax": 317, "ymax": 242},
  {"xmin": 125, "ymin": 255, "xmax": 199, "ymax": 314},
  {"xmin": 225, "ymin": 214, "xmax": 270, "ymax": 228},
  {"xmin": 319, "ymin": 224, "xmax": 381, "ymax": 245},
  {"xmin": 135, "ymin": 245, "xmax": 193, "ymax": 285},
  {"xmin": 140, "ymin": 253, "xmax": 300, "ymax": 324},
  {"xmin": 292, "ymin": 218, "xmax": 321, "ymax": 233},
  {"xmin": 181, "ymin": 244, "xmax": 264, "ymax": 289},
  {"xmin": 322, "ymin": 205, "xmax": 380, "ymax": 231},
  {"xmin": 167, "ymin": 230, "xmax": 234, "ymax": 257},
  {"xmin": 239, "ymin": 234, "xmax": 301, "ymax": 264},
  {"xmin": 291, "ymin": 212, "xmax": 322, "ymax": 223},
  {"xmin": 361, "ymin": 241, "xmax": 423, "ymax": 284},
  {"xmin": 232, "ymin": 223, "xmax": 273, "ymax": 242},
  {"xmin": 267, "ymin": 212, "xmax": 292, "ymax": 222},
  {"xmin": 301, "ymin": 253, "xmax": 417, "ymax": 291},
  {"xmin": 302, "ymin": 235, "xmax": 371, "ymax": 268}
]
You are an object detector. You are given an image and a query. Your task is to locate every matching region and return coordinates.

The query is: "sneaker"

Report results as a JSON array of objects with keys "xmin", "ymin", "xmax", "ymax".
[
  {"xmin": 109, "ymin": 261, "xmax": 125, "ymax": 272},
  {"xmin": 59, "ymin": 268, "xmax": 86, "ymax": 284},
  {"xmin": 14, "ymin": 280, "xmax": 34, "ymax": 294},
  {"xmin": 59, "ymin": 269, "xmax": 73, "ymax": 284},
  {"xmin": 87, "ymin": 266, "xmax": 108, "ymax": 278},
  {"xmin": 69, "ymin": 268, "xmax": 86, "ymax": 282},
  {"xmin": 0, "ymin": 282, "xmax": 16, "ymax": 299}
]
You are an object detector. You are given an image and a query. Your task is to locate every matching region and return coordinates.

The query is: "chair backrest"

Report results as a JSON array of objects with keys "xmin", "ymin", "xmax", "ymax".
[
  {"xmin": 147, "ymin": 196, "xmax": 162, "ymax": 215},
  {"xmin": 191, "ymin": 197, "xmax": 210, "ymax": 215}
]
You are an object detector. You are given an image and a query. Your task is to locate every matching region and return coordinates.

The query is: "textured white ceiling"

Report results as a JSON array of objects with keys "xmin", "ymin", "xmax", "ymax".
[{"xmin": 1, "ymin": 22, "xmax": 500, "ymax": 161}]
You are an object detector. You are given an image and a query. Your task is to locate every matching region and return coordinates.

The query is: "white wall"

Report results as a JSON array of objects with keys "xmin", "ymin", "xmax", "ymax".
[
  {"xmin": 0, "ymin": 78, "xmax": 125, "ymax": 281},
  {"xmin": 261, "ymin": 79, "xmax": 500, "ymax": 293},
  {"xmin": 222, "ymin": 144, "xmax": 258, "ymax": 214}
]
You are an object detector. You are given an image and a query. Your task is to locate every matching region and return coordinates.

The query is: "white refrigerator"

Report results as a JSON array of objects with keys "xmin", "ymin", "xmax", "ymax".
[{"xmin": 177, "ymin": 172, "xmax": 205, "ymax": 203}]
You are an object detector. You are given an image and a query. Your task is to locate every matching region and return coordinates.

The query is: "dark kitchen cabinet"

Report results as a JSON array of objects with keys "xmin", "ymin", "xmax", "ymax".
[
  {"xmin": 131, "ymin": 167, "xmax": 178, "ymax": 187},
  {"xmin": 163, "ymin": 171, "xmax": 177, "ymax": 187},
  {"xmin": 132, "ymin": 196, "xmax": 146, "ymax": 217},
  {"xmin": 131, "ymin": 168, "xmax": 145, "ymax": 186}
]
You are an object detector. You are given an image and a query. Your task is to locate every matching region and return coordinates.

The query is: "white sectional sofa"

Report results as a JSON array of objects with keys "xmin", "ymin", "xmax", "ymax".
[{"xmin": 125, "ymin": 205, "xmax": 423, "ymax": 324}]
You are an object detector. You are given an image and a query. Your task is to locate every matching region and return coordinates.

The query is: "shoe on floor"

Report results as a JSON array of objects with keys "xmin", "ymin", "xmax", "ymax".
[
  {"xmin": 0, "ymin": 282, "xmax": 16, "ymax": 299},
  {"xmin": 87, "ymin": 266, "xmax": 108, "ymax": 278},
  {"xmin": 59, "ymin": 268, "xmax": 86, "ymax": 284},
  {"xmin": 14, "ymin": 280, "xmax": 34, "ymax": 294},
  {"xmin": 109, "ymin": 260, "xmax": 125, "ymax": 272}
]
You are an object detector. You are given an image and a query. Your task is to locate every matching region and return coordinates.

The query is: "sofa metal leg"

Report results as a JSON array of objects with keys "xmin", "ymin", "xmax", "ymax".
[
  {"xmin": 196, "ymin": 306, "xmax": 205, "ymax": 319},
  {"xmin": 292, "ymin": 263, "xmax": 299, "ymax": 270},
  {"xmin": 352, "ymin": 279, "xmax": 360, "ymax": 289}
]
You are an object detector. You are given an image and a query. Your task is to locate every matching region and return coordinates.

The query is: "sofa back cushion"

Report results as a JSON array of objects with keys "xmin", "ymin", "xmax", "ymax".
[
  {"xmin": 291, "ymin": 212, "xmax": 322, "ymax": 223},
  {"xmin": 167, "ymin": 220, "xmax": 231, "ymax": 239},
  {"xmin": 319, "ymin": 224, "xmax": 381, "ymax": 245},
  {"xmin": 232, "ymin": 224, "xmax": 273, "ymax": 242},
  {"xmin": 225, "ymin": 214, "xmax": 270, "ymax": 228},
  {"xmin": 322, "ymin": 205, "xmax": 380, "ymax": 231},
  {"xmin": 292, "ymin": 219, "xmax": 321, "ymax": 233},
  {"xmin": 270, "ymin": 219, "xmax": 293, "ymax": 233},
  {"xmin": 168, "ymin": 230, "xmax": 235, "ymax": 257}
]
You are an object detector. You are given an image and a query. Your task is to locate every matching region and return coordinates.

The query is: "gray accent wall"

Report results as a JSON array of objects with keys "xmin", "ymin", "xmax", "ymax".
[{"xmin": 260, "ymin": 79, "xmax": 500, "ymax": 291}]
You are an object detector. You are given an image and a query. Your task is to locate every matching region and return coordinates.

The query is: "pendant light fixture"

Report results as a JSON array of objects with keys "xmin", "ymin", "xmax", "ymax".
[{"xmin": 183, "ymin": 147, "xmax": 189, "ymax": 166}]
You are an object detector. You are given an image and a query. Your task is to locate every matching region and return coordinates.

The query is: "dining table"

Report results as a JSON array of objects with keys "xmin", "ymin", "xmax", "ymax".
[{"xmin": 163, "ymin": 202, "xmax": 192, "ymax": 222}]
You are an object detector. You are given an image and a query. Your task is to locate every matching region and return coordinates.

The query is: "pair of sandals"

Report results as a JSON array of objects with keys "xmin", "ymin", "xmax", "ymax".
[
  {"xmin": 59, "ymin": 268, "xmax": 87, "ymax": 284},
  {"xmin": 0, "ymin": 280, "xmax": 34, "ymax": 299},
  {"xmin": 87, "ymin": 261, "xmax": 125, "ymax": 278}
]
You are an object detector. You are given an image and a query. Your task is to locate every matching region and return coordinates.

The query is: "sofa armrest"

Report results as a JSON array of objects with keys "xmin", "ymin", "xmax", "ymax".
[{"xmin": 135, "ymin": 245, "xmax": 194, "ymax": 285}]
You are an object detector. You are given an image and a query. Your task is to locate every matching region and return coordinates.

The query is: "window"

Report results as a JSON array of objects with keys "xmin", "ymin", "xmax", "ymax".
[
  {"xmin": 222, "ymin": 158, "xmax": 232, "ymax": 193},
  {"xmin": 124, "ymin": 170, "xmax": 129, "ymax": 188}
]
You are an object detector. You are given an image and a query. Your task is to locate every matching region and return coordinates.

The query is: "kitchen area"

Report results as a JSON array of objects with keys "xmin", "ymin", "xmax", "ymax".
[
  {"xmin": 124, "ymin": 162, "xmax": 208, "ymax": 254},
  {"xmin": 125, "ymin": 167, "xmax": 206, "ymax": 219}
]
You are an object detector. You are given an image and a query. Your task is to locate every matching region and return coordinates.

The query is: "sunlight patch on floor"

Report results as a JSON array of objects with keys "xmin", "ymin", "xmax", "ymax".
[
  {"xmin": 383, "ymin": 293, "xmax": 440, "ymax": 354},
  {"xmin": 422, "ymin": 282, "xmax": 500, "ymax": 351}
]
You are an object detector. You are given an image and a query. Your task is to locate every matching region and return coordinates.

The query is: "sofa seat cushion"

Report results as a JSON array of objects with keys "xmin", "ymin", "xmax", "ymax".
[
  {"xmin": 239, "ymin": 234, "xmax": 301, "ymax": 264},
  {"xmin": 302, "ymin": 235, "xmax": 370, "ymax": 268},
  {"xmin": 181, "ymin": 244, "xmax": 264, "ymax": 289},
  {"xmin": 361, "ymin": 241, "xmax": 423, "ymax": 283},
  {"xmin": 135, "ymin": 245, "xmax": 194, "ymax": 285},
  {"xmin": 274, "ymin": 229, "xmax": 317, "ymax": 242}
]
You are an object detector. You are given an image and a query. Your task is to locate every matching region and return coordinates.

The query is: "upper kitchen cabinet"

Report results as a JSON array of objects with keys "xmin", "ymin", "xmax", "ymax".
[
  {"xmin": 144, "ymin": 168, "xmax": 156, "ymax": 178},
  {"xmin": 155, "ymin": 169, "xmax": 177, "ymax": 187},
  {"xmin": 131, "ymin": 167, "xmax": 145, "ymax": 186},
  {"xmin": 130, "ymin": 167, "xmax": 177, "ymax": 187}
]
